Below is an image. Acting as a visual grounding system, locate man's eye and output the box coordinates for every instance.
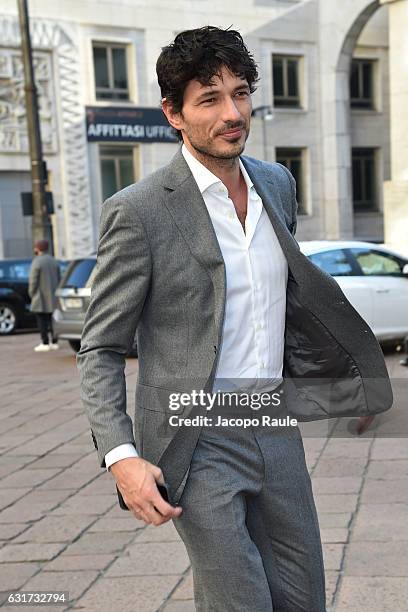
[236,91,249,97]
[201,98,215,104]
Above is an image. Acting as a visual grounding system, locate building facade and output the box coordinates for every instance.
[0,0,405,259]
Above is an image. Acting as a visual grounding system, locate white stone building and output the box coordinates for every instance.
[0,0,406,259]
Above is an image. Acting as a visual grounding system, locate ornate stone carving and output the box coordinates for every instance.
[0,16,93,257]
[0,48,57,153]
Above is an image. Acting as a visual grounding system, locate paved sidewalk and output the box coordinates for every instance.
[0,332,407,611]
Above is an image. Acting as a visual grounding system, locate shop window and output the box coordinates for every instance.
[100,146,135,200]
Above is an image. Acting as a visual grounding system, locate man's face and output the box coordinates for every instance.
[164,65,252,160]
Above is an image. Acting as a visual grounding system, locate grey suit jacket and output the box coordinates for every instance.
[28,254,60,313]
[77,148,393,503]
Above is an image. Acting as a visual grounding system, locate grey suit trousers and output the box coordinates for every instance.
[172,398,326,611]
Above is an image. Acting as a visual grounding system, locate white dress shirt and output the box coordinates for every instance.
[105,144,288,470]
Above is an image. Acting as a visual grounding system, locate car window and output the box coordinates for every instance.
[58,260,70,277]
[0,261,31,280]
[0,260,69,282]
[62,259,96,288]
[11,262,32,279]
[308,249,353,276]
[351,248,403,275]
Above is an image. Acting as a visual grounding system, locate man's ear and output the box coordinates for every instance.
[162,98,184,133]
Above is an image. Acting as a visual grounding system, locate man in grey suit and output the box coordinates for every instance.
[28,239,60,352]
[77,26,392,611]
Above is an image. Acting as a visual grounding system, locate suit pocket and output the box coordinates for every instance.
[138,404,180,465]
[135,382,187,414]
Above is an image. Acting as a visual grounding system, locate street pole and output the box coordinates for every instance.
[261,113,268,162]
[17,0,53,254]
[252,106,274,163]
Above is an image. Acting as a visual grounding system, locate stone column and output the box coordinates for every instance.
[317,0,380,239]
[381,0,408,255]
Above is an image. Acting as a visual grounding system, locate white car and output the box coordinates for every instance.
[299,241,408,342]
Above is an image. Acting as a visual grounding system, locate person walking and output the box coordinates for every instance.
[28,239,60,352]
[77,27,392,611]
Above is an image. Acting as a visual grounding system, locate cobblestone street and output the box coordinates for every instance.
[1,332,407,611]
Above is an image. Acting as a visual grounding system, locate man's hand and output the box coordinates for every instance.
[109,457,182,525]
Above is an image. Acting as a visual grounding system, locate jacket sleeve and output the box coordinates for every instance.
[28,260,40,299]
[76,192,152,467]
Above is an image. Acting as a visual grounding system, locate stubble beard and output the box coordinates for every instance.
[186,126,250,169]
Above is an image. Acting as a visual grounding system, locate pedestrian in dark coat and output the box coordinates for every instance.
[28,239,60,352]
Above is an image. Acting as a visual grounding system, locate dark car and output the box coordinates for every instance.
[0,258,70,335]
[53,256,137,357]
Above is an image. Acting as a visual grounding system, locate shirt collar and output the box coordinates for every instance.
[181,143,254,195]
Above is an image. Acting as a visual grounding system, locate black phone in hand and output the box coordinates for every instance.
[116,482,172,511]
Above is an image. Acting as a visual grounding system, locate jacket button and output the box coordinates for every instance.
[214,345,217,354]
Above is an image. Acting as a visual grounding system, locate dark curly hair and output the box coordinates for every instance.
[156,26,259,140]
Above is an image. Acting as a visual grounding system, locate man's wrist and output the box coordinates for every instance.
[105,443,139,472]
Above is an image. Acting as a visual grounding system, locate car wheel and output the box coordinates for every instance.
[0,302,18,335]
[68,340,81,353]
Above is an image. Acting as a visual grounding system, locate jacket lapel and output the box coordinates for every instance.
[160,149,226,338]
[240,156,302,273]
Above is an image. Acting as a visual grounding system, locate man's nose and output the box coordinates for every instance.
[220,97,242,123]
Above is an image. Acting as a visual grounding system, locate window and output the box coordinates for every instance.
[309,250,353,277]
[62,259,97,289]
[100,147,135,201]
[272,55,301,108]
[276,148,306,214]
[350,59,375,109]
[0,261,31,280]
[352,148,378,212]
[350,248,405,276]
[93,43,129,101]
[11,262,32,280]
[58,261,70,277]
